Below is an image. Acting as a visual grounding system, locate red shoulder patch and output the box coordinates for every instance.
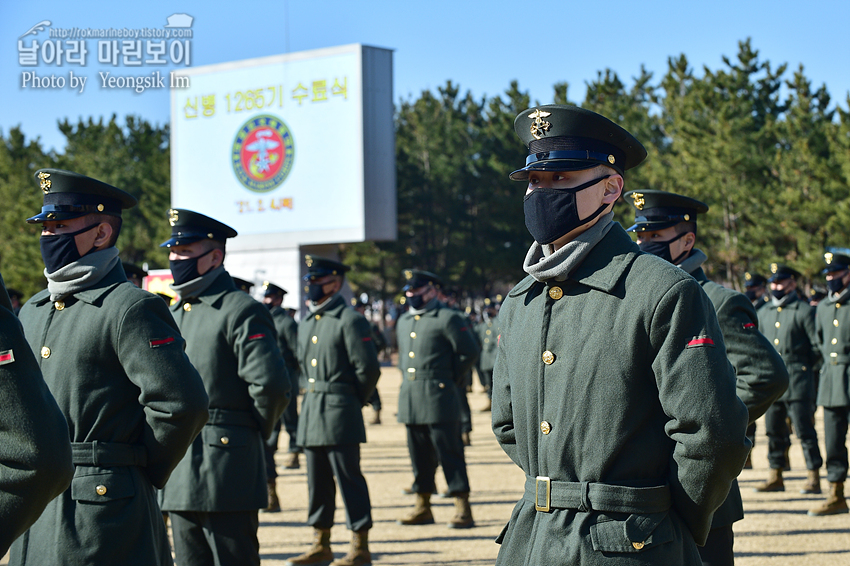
[149,337,175,348]
[743,322,756,329]
[362,337,372,342]
[686,336,715,348]
[0,349,14,365]
[249,333,266,340]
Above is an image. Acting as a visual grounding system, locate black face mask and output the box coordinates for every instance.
[770,287,788,300]
[263,302,275,311]
[169,248,215,285]
[306,283,328,303]
[40,223,101,274]
[407,293,426,310]
[827,276,847,294]
[744,289,759,301]
[523,175,611,245]
[638,231,690,264]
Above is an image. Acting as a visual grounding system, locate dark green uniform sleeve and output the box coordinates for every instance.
[718,292,789,423]
[117,295,210,488]
[0,278,73,554]
[232,302,291,438]
[447,312,480,385]
[344,314,381,405]
[651,280,751,545]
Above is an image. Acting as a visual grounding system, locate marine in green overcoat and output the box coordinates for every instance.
[475,299,500,405]
[262,280,302,509]
[0,273,73,555]
[808,249,850,516]
[9,170,210,566]
[157,209,290,566]
[753,263,823,494]
[628,189,788,566]
[288,255,380,566]
[395,270,480,529]
[493,106,750,566]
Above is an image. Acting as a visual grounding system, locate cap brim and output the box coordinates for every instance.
[626,220,682,233]
[822,265,849,275]
[26,210,91,224]
[159,235,211,248]
[509,159,603,181]
[768,273,792,283]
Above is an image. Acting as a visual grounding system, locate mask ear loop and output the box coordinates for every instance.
[667,231,692,264]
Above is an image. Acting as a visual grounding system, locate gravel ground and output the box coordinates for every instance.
[5,362,849,565]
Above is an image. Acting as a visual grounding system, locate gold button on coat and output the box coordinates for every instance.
[41,346,51,358]
[96,485,107,496]
[632,542,645,550]
[54,301,65,310]
[183,303,192,312]
[832,338,838,345]
[438,382,445,389]
[773,338,779,345]
[540,421,552,434]
[409,352,415,358]
[775,322,781,328]
[777,307,782,312]
[312,336,318,344]
[414,315,421,320]
[410,332,416,338]
[220,437,229,445]
[315,314,322,320]
[311,359,317,367]
[485,329,492,335]
[542,350,555,365]
[834,320,840,327]
[548,287,563,300]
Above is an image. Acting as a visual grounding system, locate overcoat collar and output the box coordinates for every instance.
[171,270,235,311]
[311,294,346,318]
[33,262,127,306]
[509,224,640,297]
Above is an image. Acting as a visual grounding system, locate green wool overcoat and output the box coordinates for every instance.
[691,268,789,529]
[297,294,380,446]
[492,225,750,566]
[270,304,301,390]
[476,316,500,373]
[815,291,850,407]
[396,300,480,424]
[756,291,820,402]
[160,270,290,513]
[9,262,210,566]
[0,275,73,555]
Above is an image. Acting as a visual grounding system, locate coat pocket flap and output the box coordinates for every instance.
[590,512,673,553]
[71,471,135,502]
[203,424,251,448]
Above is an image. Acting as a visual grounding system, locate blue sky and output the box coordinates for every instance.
[2,0,848,152]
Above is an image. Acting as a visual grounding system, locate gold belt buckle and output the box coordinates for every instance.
[535,476,551,512]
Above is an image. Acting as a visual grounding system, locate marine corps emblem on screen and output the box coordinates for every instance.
[231,114,295,193]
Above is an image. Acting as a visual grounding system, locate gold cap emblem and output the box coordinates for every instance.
[404,269,413,280]
[263,281,270,288]
[528,109,552,140]
[825,252,834,264]
[607,155,615,164]
[38,171,51,193]
[771,263,778,273]
[168,209,179,226]
[745,272,752,281]
[305,255,313,267]
[631,192,645,210]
